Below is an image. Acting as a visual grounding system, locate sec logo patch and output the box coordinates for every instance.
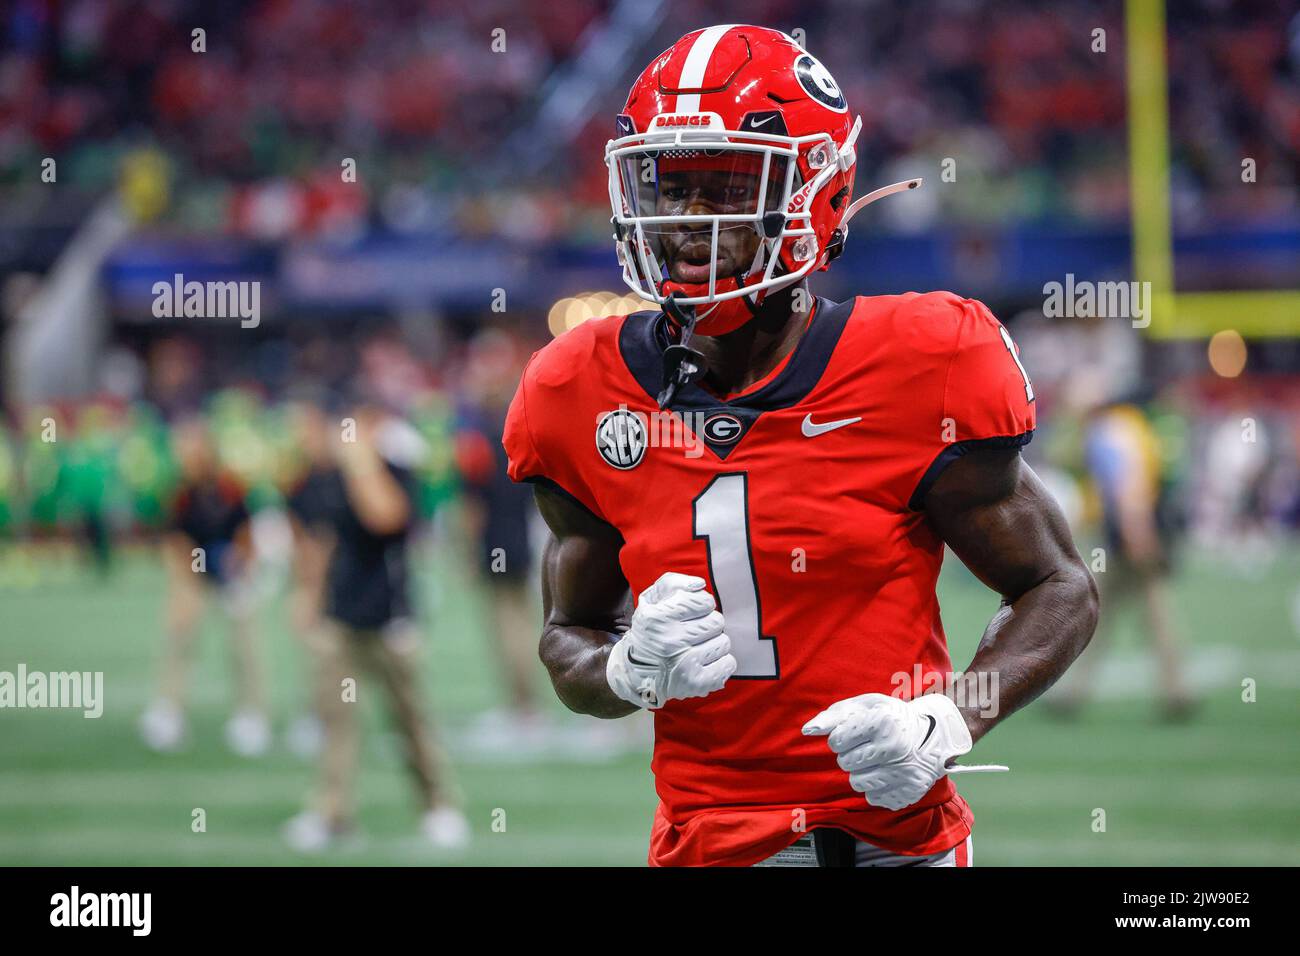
[596,409,647,469]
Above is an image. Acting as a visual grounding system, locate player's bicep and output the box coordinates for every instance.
[923,448,1085,602]
[534,483,631,632]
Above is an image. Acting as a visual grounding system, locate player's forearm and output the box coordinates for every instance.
[533,486,636,717]
[540,624,637,719]
[957,565,1099,744]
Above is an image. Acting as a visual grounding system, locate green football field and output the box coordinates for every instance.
[1,536,1297,866]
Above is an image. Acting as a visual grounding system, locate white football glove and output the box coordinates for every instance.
[803,693,1006,811]
[606,572,737,710]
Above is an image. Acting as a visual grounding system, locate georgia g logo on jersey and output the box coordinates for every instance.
[702,413,743,445]
[596,409,647,469]
[794,53,847,113]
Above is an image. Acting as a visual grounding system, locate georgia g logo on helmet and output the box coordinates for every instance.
[794,53,847,112]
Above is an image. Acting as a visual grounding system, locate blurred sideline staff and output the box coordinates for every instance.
[279,396,339,758]
[139,417,270,755]
[282,403,468,852]
[454,329,549,751]
[1056,399,1193,719]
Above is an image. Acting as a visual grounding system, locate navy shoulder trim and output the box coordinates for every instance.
[522,475,609,526]
[908,431,1035,511]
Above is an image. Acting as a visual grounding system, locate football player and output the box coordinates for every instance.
[504,25,1099,866]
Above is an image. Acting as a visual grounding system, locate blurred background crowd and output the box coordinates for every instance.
[3,0,1298,239]
[0,0,1297,865]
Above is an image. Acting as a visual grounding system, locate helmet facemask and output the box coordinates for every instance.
[615,146,792,293]
[607,124,848,334]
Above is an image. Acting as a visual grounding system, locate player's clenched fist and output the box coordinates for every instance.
[606,572,737,710]
[802,693,973,811]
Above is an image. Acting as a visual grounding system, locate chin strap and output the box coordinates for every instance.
[657,294,709,409]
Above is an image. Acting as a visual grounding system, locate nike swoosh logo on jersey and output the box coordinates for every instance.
[800,414,861,437]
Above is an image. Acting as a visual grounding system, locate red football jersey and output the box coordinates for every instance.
[504,292,1036,866]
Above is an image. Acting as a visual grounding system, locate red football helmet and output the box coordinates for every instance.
[606,24,919,334]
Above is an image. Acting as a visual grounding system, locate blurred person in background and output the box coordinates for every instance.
[60,401,121,576]
[1052,394,1194,720]
[453,329,552,755]
[279,393,340,759]
[1198,408,1278,569]
[139,416,270,755]
[283,403,467,852]
[21,404,70,566]
[0,426,16,553]
[117,403,180,538]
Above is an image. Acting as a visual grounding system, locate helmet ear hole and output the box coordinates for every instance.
[829,186,849,212]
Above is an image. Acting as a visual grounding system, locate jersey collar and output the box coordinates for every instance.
[617,296,854,459]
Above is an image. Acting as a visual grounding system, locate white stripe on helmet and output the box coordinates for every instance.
[673,24,738,113]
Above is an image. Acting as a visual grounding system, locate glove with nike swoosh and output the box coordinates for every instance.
[802,693,976,811]
[606,572,737,710]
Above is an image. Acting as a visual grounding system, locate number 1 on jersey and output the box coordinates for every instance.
[692,473,778,678]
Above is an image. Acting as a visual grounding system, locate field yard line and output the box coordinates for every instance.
[957,781,1300,812]
[0,829,650,861]
[7,647,1297,717]
[2,771,1295,813]
[1045,646,1300,699]
[0,767,654,810]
